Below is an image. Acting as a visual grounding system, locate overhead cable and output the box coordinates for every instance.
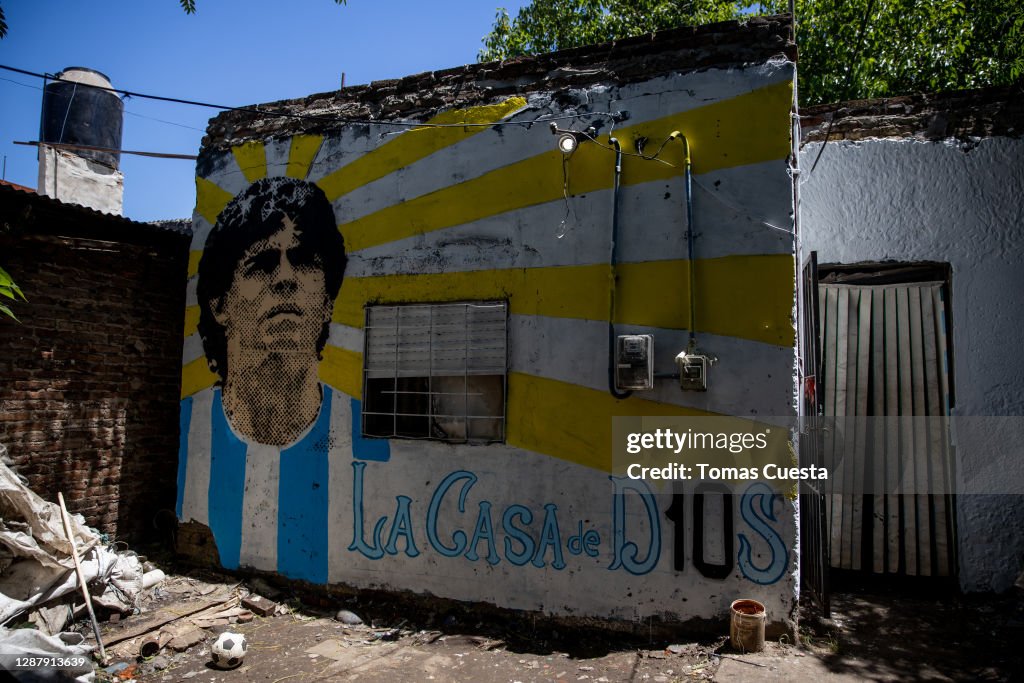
[0,63,621,130]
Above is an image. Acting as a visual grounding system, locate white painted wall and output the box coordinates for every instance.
[799,136,1024,591]
[37,145,124,216]
[183,61,801,631]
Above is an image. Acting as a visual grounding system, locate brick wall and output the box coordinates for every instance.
[801,85,1024,143]
[0,186,189,542]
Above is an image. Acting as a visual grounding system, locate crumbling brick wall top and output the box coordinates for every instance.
[200,14,795,156]
[801,85,1024,143]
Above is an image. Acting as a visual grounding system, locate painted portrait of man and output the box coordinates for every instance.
[178,177,347,582]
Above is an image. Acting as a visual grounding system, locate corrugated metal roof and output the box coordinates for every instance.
[0,182,191,244]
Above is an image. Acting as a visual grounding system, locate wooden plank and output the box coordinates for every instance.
[897,286,917,575]
[850,288,872,571]
[933,285,955,576]
[871,287,886,573]
[820,285,843,569]
[921,284,948,576]
[822,285,838,417]
[884,286,900,574]
[836,286,853,569]
[908,286,931,576]
[842,287,861,570]
[102,596,232,647]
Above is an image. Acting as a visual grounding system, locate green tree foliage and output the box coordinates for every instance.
[782,0,1024,105]
[480,1,754,61]
[480,1,1024,105]
[0,266,25,321]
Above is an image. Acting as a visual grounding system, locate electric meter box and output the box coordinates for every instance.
[677,352,709,391]
[615,334,654,391]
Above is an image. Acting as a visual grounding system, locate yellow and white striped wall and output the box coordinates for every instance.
[179,61,799,626]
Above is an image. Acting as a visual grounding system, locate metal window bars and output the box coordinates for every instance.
[362,301,508,443]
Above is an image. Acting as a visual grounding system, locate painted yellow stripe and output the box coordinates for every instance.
[182,255,793,346]
[324,254,795,347]
[332,264,609,331]
[181,356,218,399]
[183,306,201,339]
[232,141,267,184]
[616,254,795,346]
[286,135,324,179]
[182,344,365,399]
[195,177,234,225]
[340,80,792,252]
[319,346,363,399]
[316,97,527,202]
[187,250,202,279]
[506,372,711,471]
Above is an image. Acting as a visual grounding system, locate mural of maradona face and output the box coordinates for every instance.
[196,177,347,446]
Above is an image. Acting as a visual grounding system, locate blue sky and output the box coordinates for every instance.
[0,0,530,221]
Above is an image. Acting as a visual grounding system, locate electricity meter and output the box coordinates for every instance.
[615,334,654,391]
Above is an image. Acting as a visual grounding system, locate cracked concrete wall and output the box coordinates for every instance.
[800,97,1024,591]
[176,17,800,633]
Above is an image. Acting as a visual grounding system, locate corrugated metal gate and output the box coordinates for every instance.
[818,268,956,578]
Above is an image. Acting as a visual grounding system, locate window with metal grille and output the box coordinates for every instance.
[362,301,507,443]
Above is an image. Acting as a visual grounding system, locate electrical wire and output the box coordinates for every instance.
[802,111,835,182]
[0,63,623,130]
[124,110,206,132]
[799,0,877,186]
[691,176,794,235]
[556,153,573,238]
[0,75,40,90]
[575,127,676,167]
[57,82,78,145]
[1,73,206,133]
[573,128,792,236]
[606,137,632,400]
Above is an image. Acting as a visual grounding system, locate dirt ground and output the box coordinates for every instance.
[73,567,1024,683]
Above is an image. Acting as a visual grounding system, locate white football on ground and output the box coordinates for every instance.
[210,631,248,669]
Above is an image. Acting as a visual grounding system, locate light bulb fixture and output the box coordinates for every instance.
[558,133,578,154]
[549,123,597,155]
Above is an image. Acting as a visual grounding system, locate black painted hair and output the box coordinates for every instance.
[196,177,347,382]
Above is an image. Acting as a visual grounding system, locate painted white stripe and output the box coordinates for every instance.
[327,391,354,583]
[181,389,213,525]
[183,315,794,416]
[183,333,205,366]
[189,215,213,253]
[264,138,292,179]
[342,160,792,280]
[185,276,198,309]
[238,443,279,572]
[508,314,794,416]
[326,323,364,354]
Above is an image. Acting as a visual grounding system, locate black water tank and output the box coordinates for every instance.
[40,67,123,170]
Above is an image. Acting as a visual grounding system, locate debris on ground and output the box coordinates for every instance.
[335,608,363,625]
[3,459,1023,681]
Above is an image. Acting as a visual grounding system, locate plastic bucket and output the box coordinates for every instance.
[729,599,766,652]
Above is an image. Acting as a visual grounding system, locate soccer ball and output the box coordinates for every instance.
[210,631,247,669]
